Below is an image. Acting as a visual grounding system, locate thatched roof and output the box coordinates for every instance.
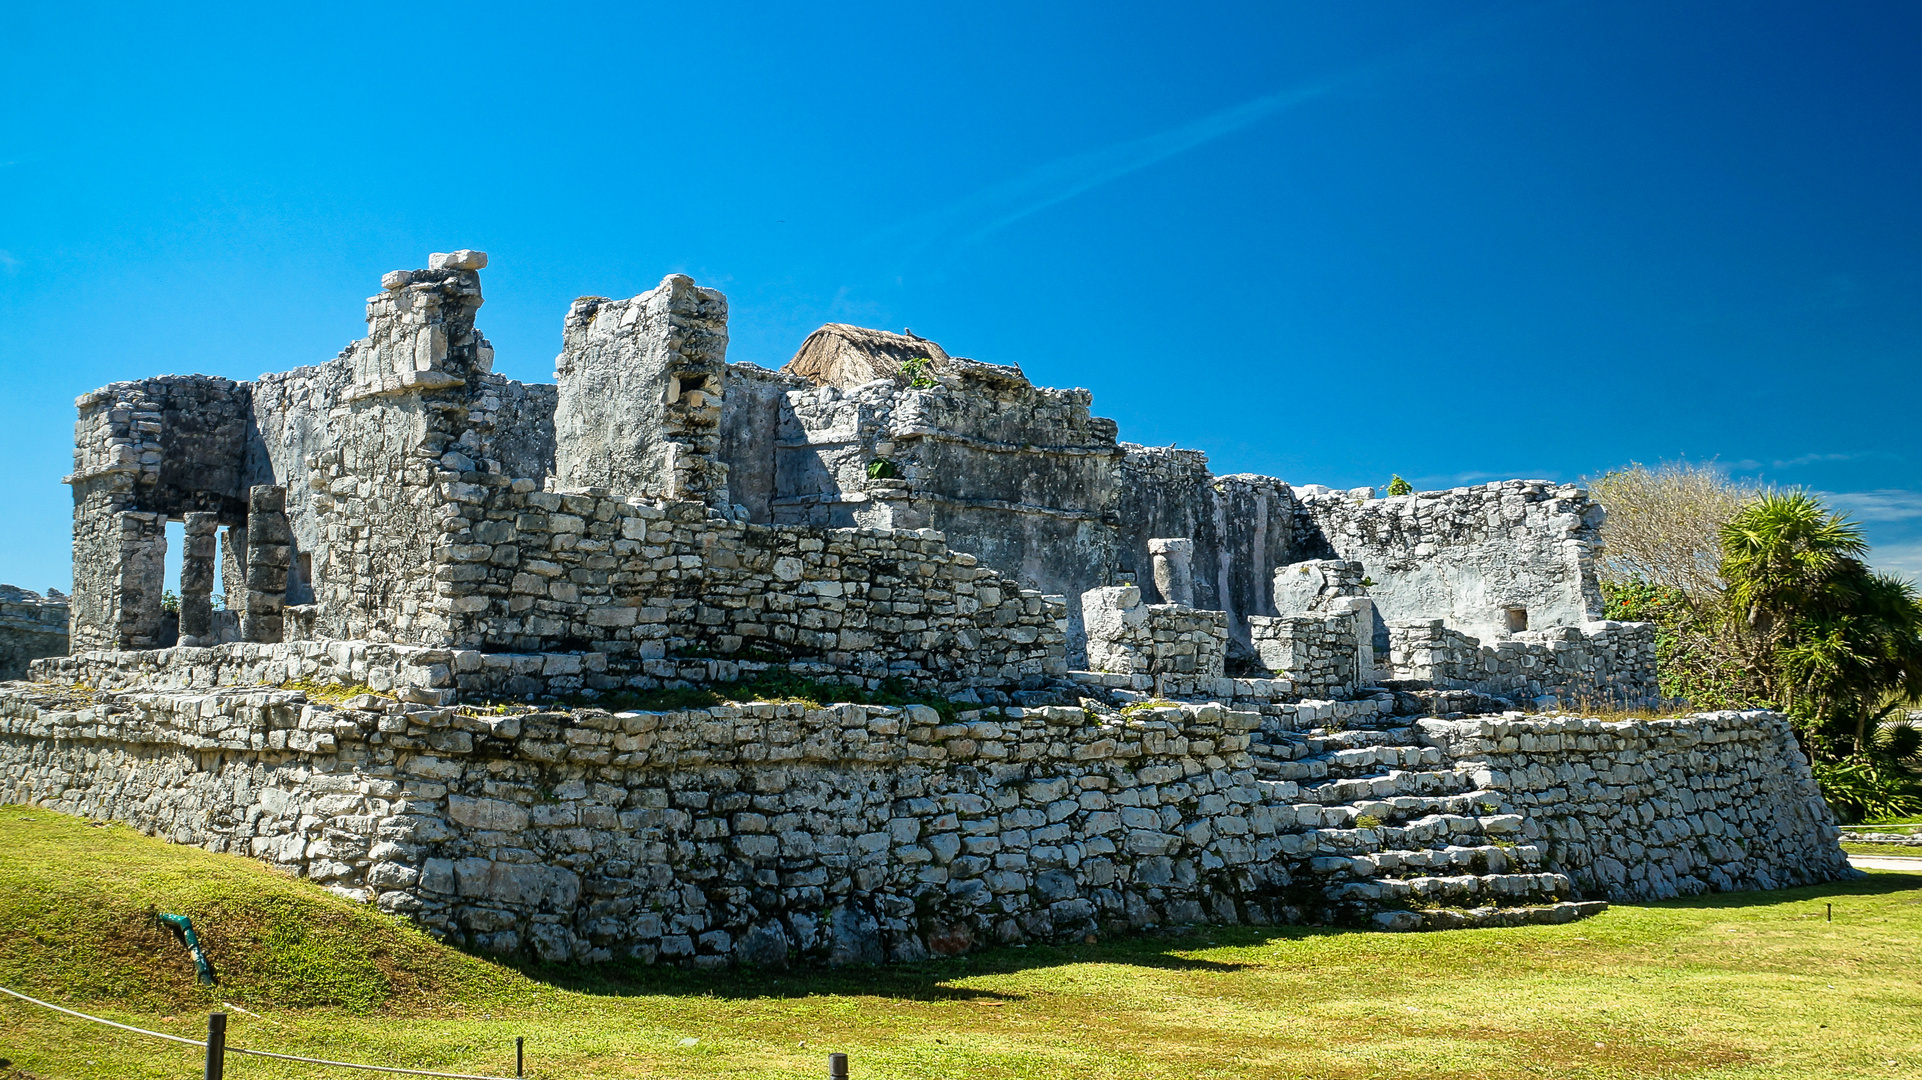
[782,324,952,389]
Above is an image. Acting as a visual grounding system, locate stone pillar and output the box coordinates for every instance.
[1081,584,1150,675]
[177,512,218,647]
[113,511,167,650]
[241,485,290,644]
[553,274,730,503]
[1148,537,1195,607]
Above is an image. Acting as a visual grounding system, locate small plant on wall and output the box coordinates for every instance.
[898,357,938,389]
[1386,475,1414,496]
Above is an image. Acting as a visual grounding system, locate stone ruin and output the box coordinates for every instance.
[0,252,1852,966]
[0,586,68,681]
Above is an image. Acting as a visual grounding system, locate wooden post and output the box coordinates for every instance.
[516,1036,524,1077]
[204,1012,227,1080]
[829,1051,849,1080]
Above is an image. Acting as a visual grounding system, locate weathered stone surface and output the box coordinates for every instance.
[0,587,68,680]
[0,682,1853,967]
[553,274,729,503]
[22,250,1831,971]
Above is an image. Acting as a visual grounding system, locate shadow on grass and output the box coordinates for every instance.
[491,873,1922,1001]
[492,922,1348,1002]
[1635,870,1922,911]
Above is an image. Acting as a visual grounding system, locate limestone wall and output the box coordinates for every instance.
[1388,620,1657,707]
[552,275,729,503]
[1294,481,1606,644]
[423,484,1070,693]
[0,684,1852,965]
[770,361,1123,664]
[1417,712,1851,900]
[0,687,1303,964]
[0,588,69,681]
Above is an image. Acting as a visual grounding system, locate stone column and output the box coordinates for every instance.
[1081,585,1149,675]
[113,511,167,649]
[177,512,218,647]
[241,485,290,644]
[1147,537,1195,607]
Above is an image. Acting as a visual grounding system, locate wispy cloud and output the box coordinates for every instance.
[1772,451,1876,469]
[869,7,1528,269]
[868,80,1344,265]
[1867,541,1922,581]
[0,250,17,273]
[1819,489,1922,523]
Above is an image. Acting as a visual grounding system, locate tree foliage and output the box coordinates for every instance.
[1591,468,1922,822]
[1589,461,1758,604]
[1720,493,1922,759]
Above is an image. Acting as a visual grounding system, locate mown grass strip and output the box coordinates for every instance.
[0,805,1917,1079]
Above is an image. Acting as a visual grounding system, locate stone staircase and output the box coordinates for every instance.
[1250,713,1608,930]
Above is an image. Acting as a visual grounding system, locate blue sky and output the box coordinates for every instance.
[3,1,1920,594]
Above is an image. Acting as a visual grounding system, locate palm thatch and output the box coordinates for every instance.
[782,324,952,388]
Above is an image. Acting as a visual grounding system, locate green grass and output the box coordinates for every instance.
[0,805,1919,1079]
[1839,841,1922,857]
[1843,818,1922,832]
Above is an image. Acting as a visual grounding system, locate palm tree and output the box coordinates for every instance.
[1723,492,1922,755]
[1721,492,1868,638]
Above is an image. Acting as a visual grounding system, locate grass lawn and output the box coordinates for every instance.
[1840,842,1922,857]
[0,804,1917,1080]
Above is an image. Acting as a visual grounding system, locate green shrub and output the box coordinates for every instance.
[1812,756,1922,824]
[1385,475,1413,497]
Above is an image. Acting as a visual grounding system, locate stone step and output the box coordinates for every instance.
[1370,900,1608,932]
[1301,725,1423,751]
[1328,870,1575,907]
[1304,811,1525,852]
[1297,770,1485,804]
[1307,843,1545,879]
[1251,743,1450,779]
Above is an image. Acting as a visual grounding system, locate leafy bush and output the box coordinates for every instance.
[1385,475,1413,497]
[1812,756,1922,824]
[866,458,898,480]
[1600,578,1768,710]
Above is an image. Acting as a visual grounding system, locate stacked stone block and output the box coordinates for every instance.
[419,482,1070,693]
[347,252,491,401]
[1388,620,1657,707]
[1081,585,1230,698]
[0,587,69,681]
[176,513,218,647]
[553,274,730,504]
[0,680,1851,965]
[241,486,291,644]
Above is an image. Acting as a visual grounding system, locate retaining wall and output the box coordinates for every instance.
[0,681,1851,966]
[1416,712,1852,899]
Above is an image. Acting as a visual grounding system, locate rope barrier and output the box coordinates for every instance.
[0,985,517,1079]
[0,986,205,1047]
